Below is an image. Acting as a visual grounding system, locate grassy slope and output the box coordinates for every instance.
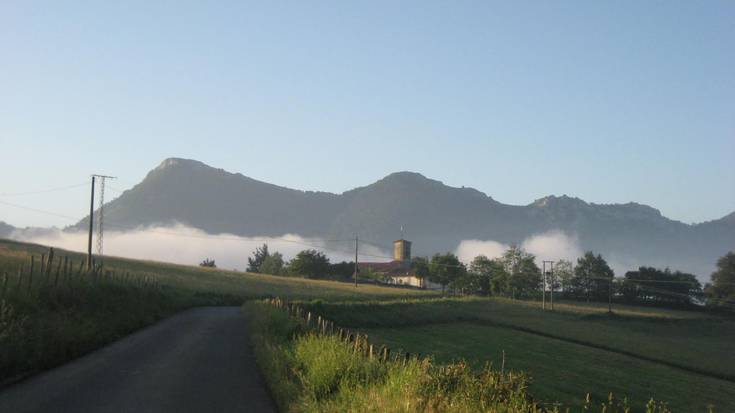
[0,238,434,382]
[0,238,437,302]
[303,297,735,412]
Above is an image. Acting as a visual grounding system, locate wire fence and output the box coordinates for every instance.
[0,247,159,300]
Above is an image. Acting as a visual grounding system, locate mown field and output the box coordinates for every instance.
[302,297,735,412]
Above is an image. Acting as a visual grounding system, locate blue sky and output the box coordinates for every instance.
[1,1,733,227]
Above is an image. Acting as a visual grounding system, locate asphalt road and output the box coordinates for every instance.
[0,307,276,413]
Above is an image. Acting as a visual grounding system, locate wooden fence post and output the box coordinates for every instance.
[381,346,390,362]
[16,266,24,291]
[40,253,46,275]
[54,259,62,287]
[46,248,54,276]
[27,256,35,293]
[1,272,8,297]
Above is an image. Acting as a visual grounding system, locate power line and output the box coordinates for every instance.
[0,199,81,221]
[0,182,88,197]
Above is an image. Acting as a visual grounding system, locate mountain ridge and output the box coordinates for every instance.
[69,157,733,277]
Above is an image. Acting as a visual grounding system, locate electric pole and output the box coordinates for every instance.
[549,261,555,310]
[542,261,546,310]
[354,235,358,287]
[87,174,116,270]
[542,260,555,311]
[608,276,613,313]
[87,176,95,270]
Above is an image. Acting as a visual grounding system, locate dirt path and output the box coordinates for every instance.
[0,307,276,413]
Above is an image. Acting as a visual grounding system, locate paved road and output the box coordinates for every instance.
[0,307,276,413]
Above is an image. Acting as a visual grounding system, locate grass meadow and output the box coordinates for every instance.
[3,238,732,411]
[301,297,735,411]
[246,300,675,413]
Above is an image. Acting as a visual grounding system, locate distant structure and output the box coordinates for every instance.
[393,239,411,262]
[359,237,439,290]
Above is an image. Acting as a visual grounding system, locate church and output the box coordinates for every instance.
[359,239,440,289]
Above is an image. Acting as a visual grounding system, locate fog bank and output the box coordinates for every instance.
[12,224,387,270]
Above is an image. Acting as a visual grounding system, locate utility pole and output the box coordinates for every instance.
[353,235,359,287]
[549,261,554,310]
[542,261,546,310]
[608,276,613,313]
[87,174,116,270]
[86,176,95,270]
[542,260,555,311]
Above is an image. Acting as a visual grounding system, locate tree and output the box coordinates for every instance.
[428,253,466,294]
[499,246,541,299]
[489,263,510,297]
[328,261,355,281]
[709,252,735,306]
[554,259,574,296]
[622,267,701,306]
[288,249,330,278]
[199,258,216,268]
[247,244,270,273]
[572,251,614,302]
[259,252,284,275]
[411,256,430,279]
[467,255,495,295]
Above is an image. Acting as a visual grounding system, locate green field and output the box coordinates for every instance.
[303,298,735,411]
[3,238,733,411]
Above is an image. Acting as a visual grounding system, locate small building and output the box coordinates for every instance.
[359,238,440,290]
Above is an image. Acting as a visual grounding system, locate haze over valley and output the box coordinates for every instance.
[5,157,732,280]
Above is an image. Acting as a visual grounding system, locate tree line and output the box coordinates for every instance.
[243,244,356,281]
[233,244,735,310]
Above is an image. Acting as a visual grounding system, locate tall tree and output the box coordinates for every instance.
[467,255,496,296]
[554,259,573,295]
[710,252,735,306]
[411,256,430,279]
[247,244,270,273]
[499,246,541,298]
[572,251,614,302]
[428,253,466,294]
[288,249,330,278]
[259,252,284,275]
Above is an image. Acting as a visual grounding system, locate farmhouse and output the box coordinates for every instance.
[359,239,440,289]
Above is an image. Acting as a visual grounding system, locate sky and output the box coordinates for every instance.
[1,0,733,228]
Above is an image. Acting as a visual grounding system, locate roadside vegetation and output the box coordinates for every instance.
[246,299,674,413]
[299,297,735,411]
[0,238,433,384]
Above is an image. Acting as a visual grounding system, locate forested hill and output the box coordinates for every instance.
[71,158,734,278]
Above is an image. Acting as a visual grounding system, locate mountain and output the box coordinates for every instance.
[73,158,734,278]
[0,221,14,238]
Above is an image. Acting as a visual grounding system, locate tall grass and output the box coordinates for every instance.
[0,248,238,383]
[245,301,673,413]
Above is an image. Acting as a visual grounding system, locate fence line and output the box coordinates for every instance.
[0,247,161,300]
[264,297,421,365]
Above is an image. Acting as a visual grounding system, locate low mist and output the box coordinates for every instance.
[11,224,387,271]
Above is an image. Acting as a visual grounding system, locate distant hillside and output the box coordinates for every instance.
[0,221,14,238]
[73,158,734,278]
